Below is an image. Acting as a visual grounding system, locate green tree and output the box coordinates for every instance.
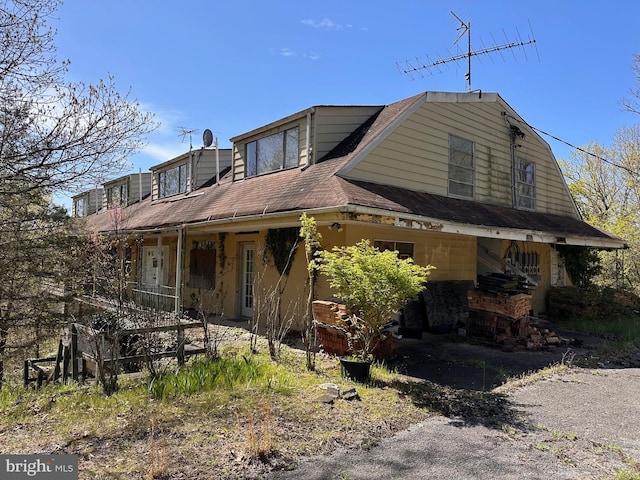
[0,0,155,388]
[0,188,79,385]
[559,132,640,291]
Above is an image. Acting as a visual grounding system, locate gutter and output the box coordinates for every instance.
[109,203,625,250]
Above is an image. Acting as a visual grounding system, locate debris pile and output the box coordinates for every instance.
[491,323,583,351]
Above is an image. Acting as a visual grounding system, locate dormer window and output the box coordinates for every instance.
[245,127,299,178]
[74,197,86,217]
[158,163,187,198]
[107,183,128,207]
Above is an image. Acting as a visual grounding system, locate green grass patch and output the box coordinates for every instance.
[610,469,640,480]
[147,354,295,400]
[562,314,640,344]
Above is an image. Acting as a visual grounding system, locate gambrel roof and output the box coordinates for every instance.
[84,92,625,249]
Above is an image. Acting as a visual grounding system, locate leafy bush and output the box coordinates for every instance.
[318,240,434,360]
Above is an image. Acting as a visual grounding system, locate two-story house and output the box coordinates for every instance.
[81,91,625,324]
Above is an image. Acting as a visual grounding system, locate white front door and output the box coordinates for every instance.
[142,246,169,290]
[240,243,255,318]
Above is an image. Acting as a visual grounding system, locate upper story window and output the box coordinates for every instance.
[107,183,128,207]
[158,163,187,198]
[448,135,475,199]
[74,197,86,217]
[515,158,536,210]
[245,127,299,178]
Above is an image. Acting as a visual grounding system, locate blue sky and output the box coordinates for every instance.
[53,1,640,208]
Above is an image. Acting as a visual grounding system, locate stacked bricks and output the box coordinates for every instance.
[312,299,351,356]
[467,290,531,319]
[467,289,531,341]
[312,299,397,359]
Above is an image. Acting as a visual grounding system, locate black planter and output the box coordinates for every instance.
[339,357,371,382]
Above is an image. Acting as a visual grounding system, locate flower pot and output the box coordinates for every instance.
[339,357,371,382]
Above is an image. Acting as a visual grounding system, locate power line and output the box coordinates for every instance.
[512,118,639,176]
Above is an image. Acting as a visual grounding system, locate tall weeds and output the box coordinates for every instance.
[148,356,267,400]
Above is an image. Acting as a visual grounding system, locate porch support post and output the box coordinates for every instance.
[174,228,184,315]
[156,236,162,289]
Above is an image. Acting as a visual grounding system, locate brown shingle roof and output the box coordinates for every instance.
[83,92,623,247]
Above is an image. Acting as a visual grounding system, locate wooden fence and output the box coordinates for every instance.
[24,321,206,387]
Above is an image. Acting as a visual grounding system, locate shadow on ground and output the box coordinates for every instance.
[390,321,603,391]
[372,321,607,433]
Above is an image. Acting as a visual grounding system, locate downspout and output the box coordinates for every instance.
[189,150,194,192]
[510,128,517,208]
[174,228,184,314]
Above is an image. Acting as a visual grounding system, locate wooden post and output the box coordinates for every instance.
[62,344,70,384]
[23,360,29,387]
[53,339,63,384]
[177,321,185,366]
[37,366,45,389]
[81,358,87,382]
[71,325,78,381]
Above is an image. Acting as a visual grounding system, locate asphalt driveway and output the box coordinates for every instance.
[268,329,640,480]
[269,367,640,480]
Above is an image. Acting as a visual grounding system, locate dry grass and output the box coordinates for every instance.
[0,333,432,479]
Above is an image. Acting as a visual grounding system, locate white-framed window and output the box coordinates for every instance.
[158,163,187,198]
[448,135,475,199]
[515,158,536,210]
[373,240,415,260]
[107,183,128,207]
[245,127,299,178]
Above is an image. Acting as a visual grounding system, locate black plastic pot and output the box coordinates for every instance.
[339,357,371,382]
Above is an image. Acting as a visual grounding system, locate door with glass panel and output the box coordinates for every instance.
[240,243,254,318]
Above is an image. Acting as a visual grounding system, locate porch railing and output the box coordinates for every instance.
[130,284,178,313]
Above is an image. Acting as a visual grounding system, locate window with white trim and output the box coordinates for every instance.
[245,127,299,178]
[158,163,187,198]
[373,240,415,260]
[448,135,475,199]
[515,158,536,210]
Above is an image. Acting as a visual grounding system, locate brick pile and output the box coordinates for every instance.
[468,290,531,319]
[311,299,397,359]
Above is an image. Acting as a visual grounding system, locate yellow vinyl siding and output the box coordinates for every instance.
[313,106,381,161]
[346,98,579,219]
[192,149,232,188]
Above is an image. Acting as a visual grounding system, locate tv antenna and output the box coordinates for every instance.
[178,127,199,150]
[397,11,538,91]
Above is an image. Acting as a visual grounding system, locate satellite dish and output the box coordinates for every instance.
[203,128,213,148]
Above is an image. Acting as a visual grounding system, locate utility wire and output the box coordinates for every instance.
[515,118,639,176]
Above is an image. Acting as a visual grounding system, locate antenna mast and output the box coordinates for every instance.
[398,11,538,91]
[178,127,199,150]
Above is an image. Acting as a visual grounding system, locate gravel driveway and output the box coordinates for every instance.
[268,365,640,479]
